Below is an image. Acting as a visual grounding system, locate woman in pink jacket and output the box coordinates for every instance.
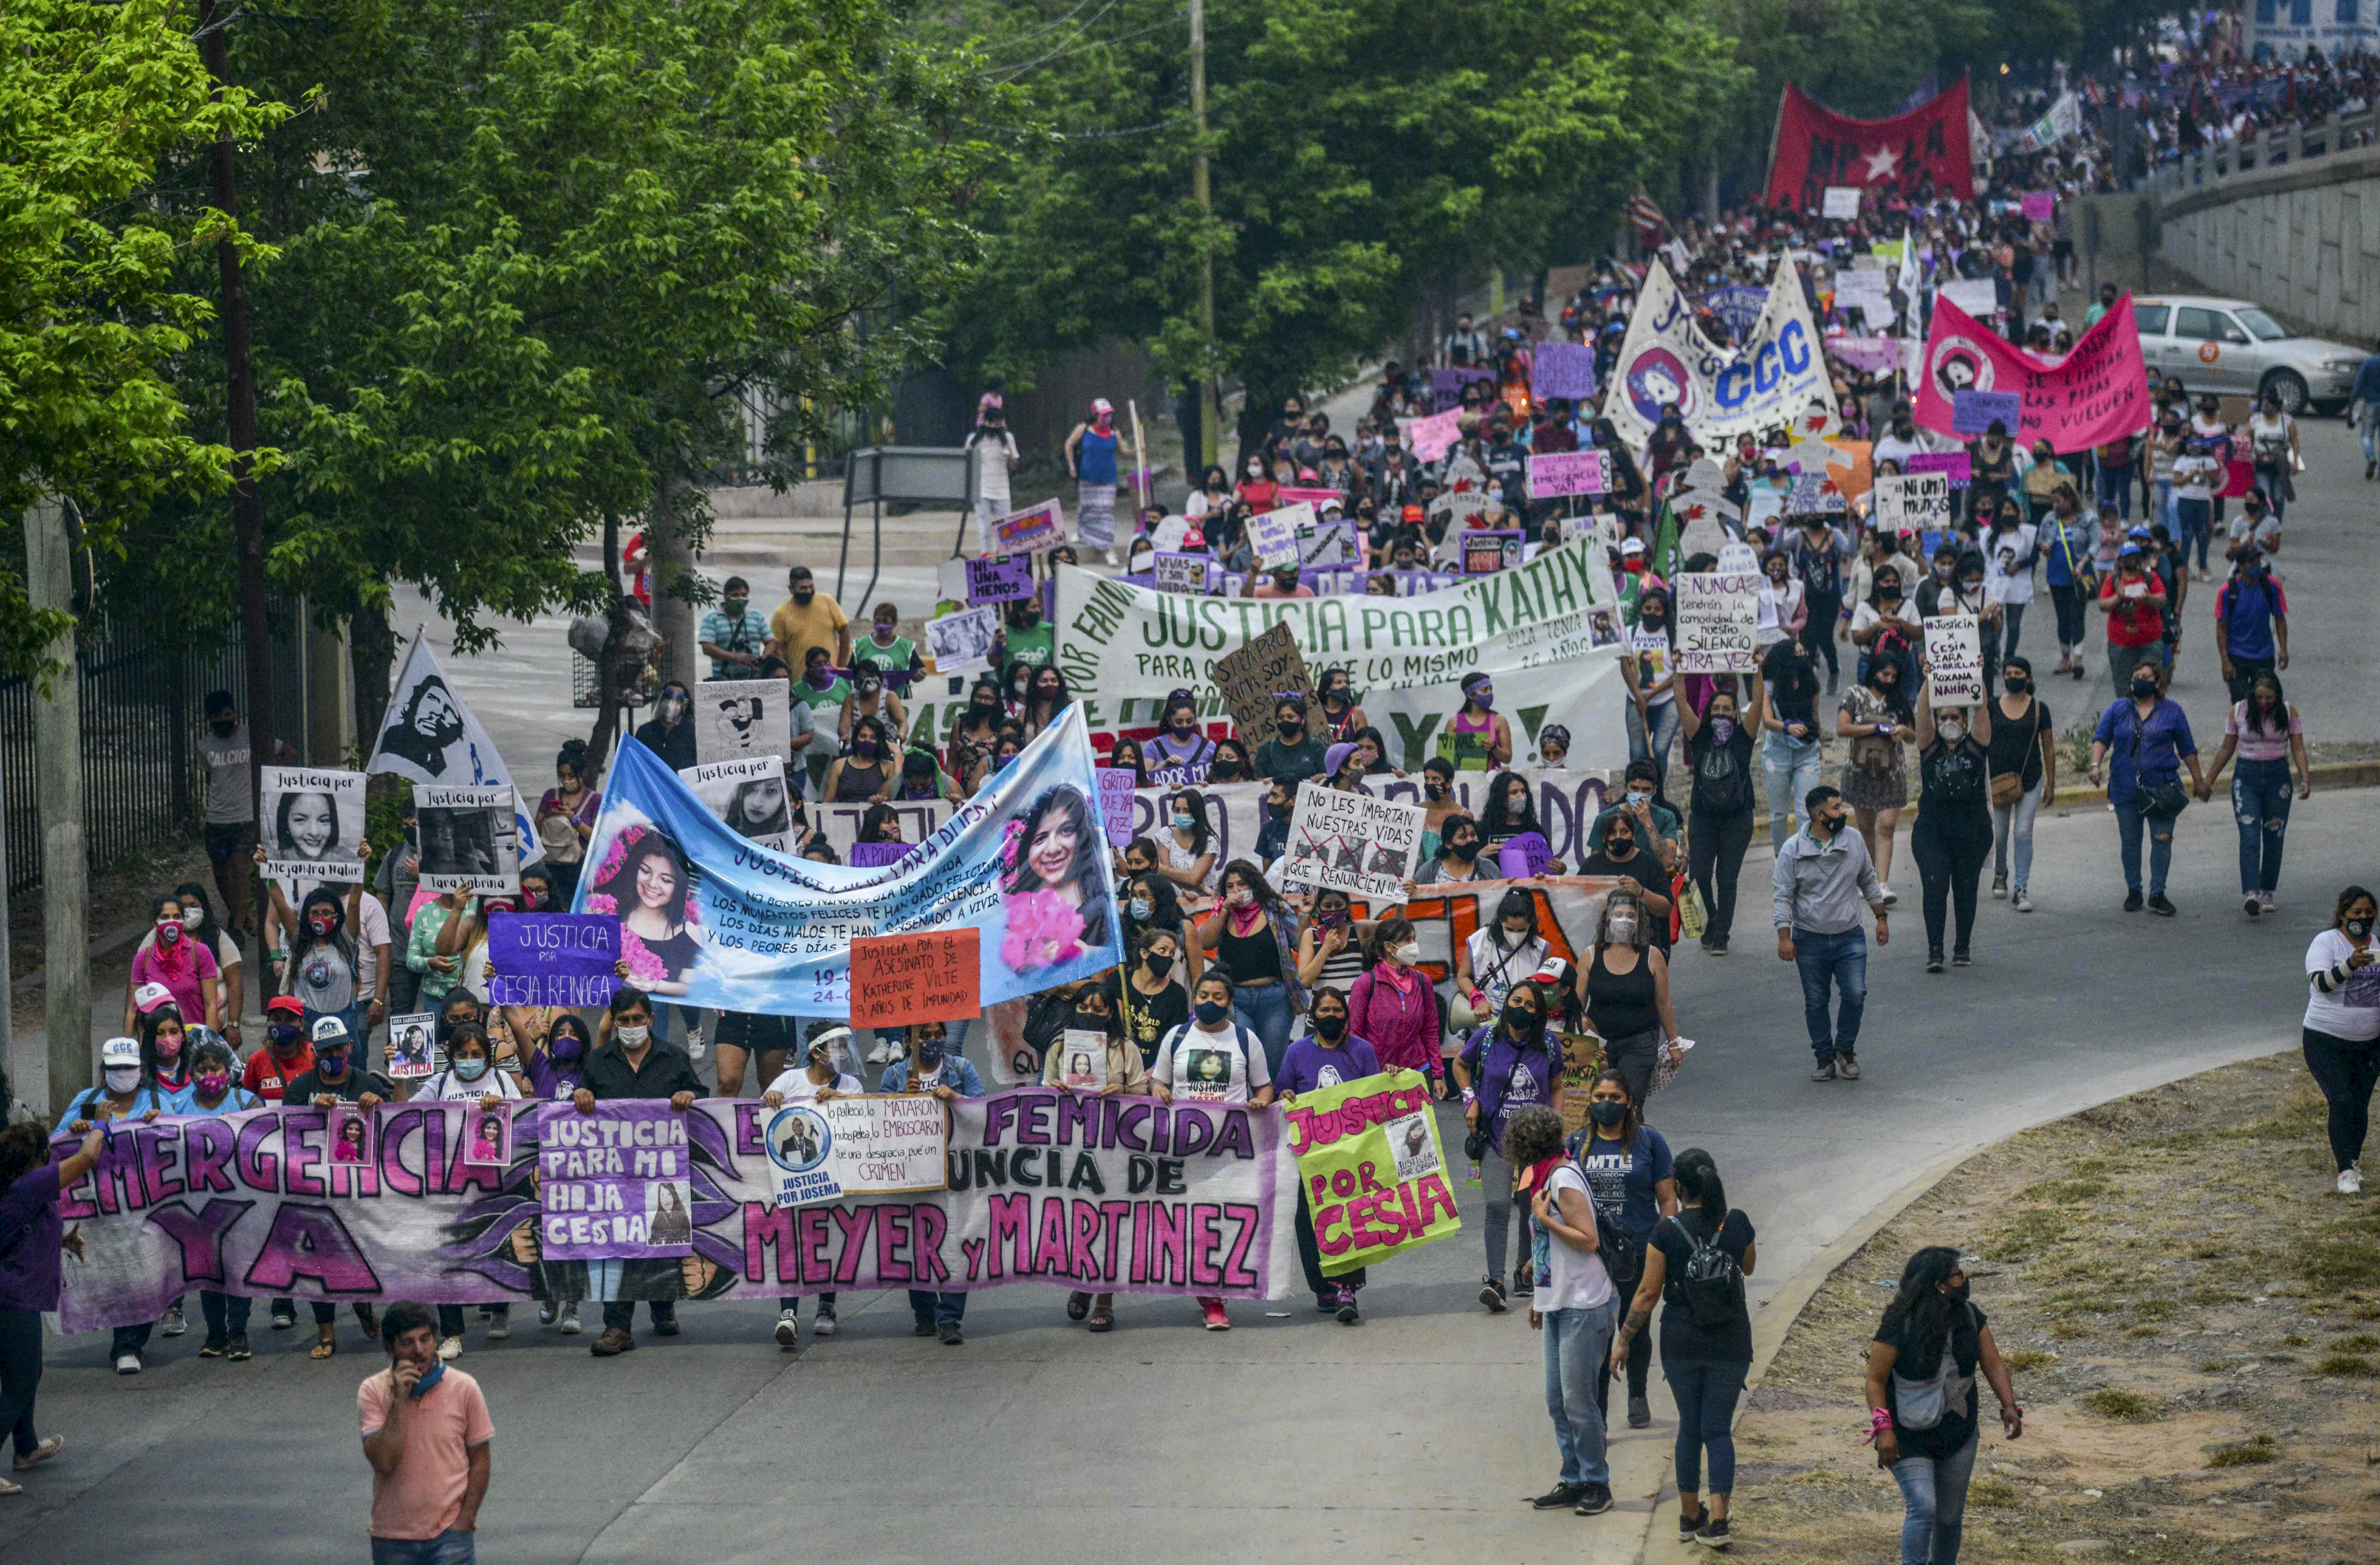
[1346,919,1442,1086]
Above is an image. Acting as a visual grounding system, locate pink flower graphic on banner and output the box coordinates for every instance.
[617,930,671,984]
[999,890,1086,972]
[584,893,618,915]
[999,818,1024,872]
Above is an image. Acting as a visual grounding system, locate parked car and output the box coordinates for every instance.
[2131,295,2365,414]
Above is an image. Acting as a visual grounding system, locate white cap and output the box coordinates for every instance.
[310,1014,353,1044]
[100,1037,141,1068]
[133,980,175,1014]
[1620,538,1647,555]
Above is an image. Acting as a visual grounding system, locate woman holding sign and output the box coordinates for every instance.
[1677,676,1766,956]
[405,1024,520,1358]
[1911,660,1994,973]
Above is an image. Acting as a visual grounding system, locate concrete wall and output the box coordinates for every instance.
[2156,138,2380,343]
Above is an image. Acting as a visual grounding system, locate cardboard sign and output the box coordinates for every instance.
[1822,185,1861,219]
[1674,571,1761,674]
[1904,451,1972,487]
[1213,621,1314,744]
[966,555,1034,605]
[982,498,1068,555]
[1924,615,1985,705]
[1951,389,2023,437]
[848,927,982,1027]
[258,766,367,885]
[766,1093,949,1208]
[1247,501,1313,570]
[693,677,791,765]
[1279,781,1424,901]
[1527,449,1610,499]
[486,913,622,1008]
[925,605,999,678]
[1094,767,1137,846]
[1153,552,1210,594]
[1938,278,1999,319]
[1462,530,1523,575]
[416,784,520,894]
[1870,471,1953,532]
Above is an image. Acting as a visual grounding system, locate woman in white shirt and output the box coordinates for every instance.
[1151,972,1274,1332]
[2246,392,2299,523]
[2303,887,2380,1196]
[1754,550,1806,652]
[405,1023,521,1356]
[761,1024,864,1349]
[1981,499,2038,661]
[1512,1102,1618,1515]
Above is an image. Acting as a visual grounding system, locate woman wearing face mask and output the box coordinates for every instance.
[1848,565,1921,690]
[1143,692,1216,785]
[1910,662,1995,972]
[534,740,601,903]
[952,677,1007,766]
[1478,769,1564,873]
[405,1023,520,1358]
[2017,438,2069,524]
[1195,861,1306,1076]
[2303,888,2380,1194]
[284,1021,391,1358]
[282,887,361,1042]
[2088,659,2203,915]
[1236,451,1280,515]
[1986,657,2055,912]
[1158,789,1219,913]
[1622,589,1680,786]
[1452,978,1562,1311]
[1584,890,1679,1105]
[1441,672,1512,772]
[1837,654,1915,904]
[877,1020,983,1344]
[823,715,894,805]
[1454,887,1552,1041]
[1022,665,1073,740]
[835,657,908,753]
[65,1034,176,1362]
[1760,637,1827,850]
[2040,481,2096,681]
[170,1035,263,1359]
[1274,986,1379,1323]
[1316,667,1368,744]
[1413,811,1485,892]
[1678,676,1766,954]
[1965,420,2017,522]
[1150,973,1275,1329]
[1044,989,1148,1331]
[1865,1247,2023,1565]
[1568,1069,1677,1435]
[1203,736,1251,786]
[1415,758,1462,849]
[2198,669,2311,916]
[1186,463,1231,521]
[1118,927,1193,1066]
[1347,918,1441,1086]
[127,892,224,1035]
[1253,696,1327,785]
[1293,887,1373,1000]
[1754,549,1806,653]
[631,680,698,770]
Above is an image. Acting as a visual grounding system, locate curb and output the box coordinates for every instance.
[1749,754,2380,834]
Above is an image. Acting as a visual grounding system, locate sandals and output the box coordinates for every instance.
[310,1338,336,1360]
[1064,1291,1092,1322]
[1087,1306,1115,1333]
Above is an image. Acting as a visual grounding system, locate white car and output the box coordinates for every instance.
[2132,295,2367,414]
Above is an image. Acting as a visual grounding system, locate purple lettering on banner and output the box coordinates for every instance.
[1095,767,1137,846]
[1496,831,1553,879]
[486,912,621,1008]
[1529,342,1598,402]
[1951,389,2023,437]
[1825,336,1903,374]
[534,1100,696,1261]
[847,842,915,869]
[965,555,1034,605]
[1525,450,1609,499]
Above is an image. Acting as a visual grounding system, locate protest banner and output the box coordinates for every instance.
[1915,294,2150,449]
[2021,189,2055,223]
[1821,185,1861,219]
[766,1093,948,1207]
[693,677,791,765]
[1826,335,1904,374]
[50,1089,1301,1329]
[1833,267,1893,326]
[1952,388,2023,436]
[1153,552,1210,594]
[417,784,519,894]
[1296,521,1360,569]
[1280,782,1424,901]
[578,705,1120,1015]
[1407,408,1464,463]
[1282,1069,1462,1276]
[259,766,367,884]
[1674,571,1761,674]
[1602,257,1837,453]
[981,498,1067,555]
[1429,366,1496,411]
[535,1101,695,1261]
[936,556,970,605]
[1905,451,1973,487]
[1530,341,1598,401]
[1766,76,1973,208]
[1055,537,1631,770]
[677,754,795,853]
[1704,284,1767,342]
[1124,769,1612,872]
[966,555,1035,605]
[1246,502,1312,570]
[1924,615,1985,704]
[1094,767,1137,845]
[1870,471,1953,532]
[1526,449,1610,499]
[386,1013,436,1080]
[368,633,539,866]
[849,926,981,1028]
[1211,621,1315,746]
[1462,530,1523,575]
[925,605,999,679]
[486,912,622,1008]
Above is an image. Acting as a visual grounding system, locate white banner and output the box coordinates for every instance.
[1127,769,1615,876]
[1602,257,1837,454]
[259,766,367,884]
[1281,782,1426,901]
[1924,615,1984,705]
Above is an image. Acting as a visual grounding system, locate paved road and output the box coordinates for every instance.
[4,415,2374,1564]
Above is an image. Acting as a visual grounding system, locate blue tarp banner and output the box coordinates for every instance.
[575,704,1122,1016]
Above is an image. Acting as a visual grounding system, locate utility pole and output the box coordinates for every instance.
[1190,0,1219,469]
[25,497,87,1118]
[196,1,276,822]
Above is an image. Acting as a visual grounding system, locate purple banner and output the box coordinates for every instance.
[848,841,914,869]
[966,555,1035,605]
[1825,336,1904,374]
[1529,342,1598,402]
[1905,451,1973,487]
[486,912,621,1008]
[1430,366,1496,412]
[1096,767,1137,846]
[535,1100,695,1260]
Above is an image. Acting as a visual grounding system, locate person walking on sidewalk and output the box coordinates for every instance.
[2198,670,2311,917]
[1774,785,1890,1082]
[1987,656,2055,913]
[2302,887,2380,1195]
[1570,1069,1676,1434]
[2089,667,2204,917]
[359,1301,494,1565]
[1512,1105,1620,1521]
[1865,1247,2023,1565]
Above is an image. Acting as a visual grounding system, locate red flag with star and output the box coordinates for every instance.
[1765,75,1973,212]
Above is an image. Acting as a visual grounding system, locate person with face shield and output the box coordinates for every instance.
[759,1025,867,1351]
[1583,890,1679,1107]
[286,1015,392,1357]
[632,681,698,771]
[1910,663,1995,972]
[880,1020,983,1343]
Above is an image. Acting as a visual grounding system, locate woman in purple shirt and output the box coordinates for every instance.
[1275,988,1381,1324]
[0,1121,106,1489]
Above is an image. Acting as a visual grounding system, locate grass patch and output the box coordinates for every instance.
[2313,1352,2377,1377]
[2049,1318,2096,1340]
[2003,1350,2056,1371]
[1982,1209,2077,1263]
[2298,1241,2380,1291]
[2198,1358,2236,1373]
[2208,1435,2278,1466]
[2026,1173,2114,1203]
[2279,1334,2310,1347]
[2349,1302,2380,1321]
[2122,1324,2162,1338]
[1966,1477,2023,1508]
[2188,1285,2248,1305]
[2079,1387,2161,1421]
[2332,1332,2380,1352]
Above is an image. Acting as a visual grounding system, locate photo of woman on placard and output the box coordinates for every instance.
[468,1111,508,1166]
[727,773,791,843]
[274,788,343,864]
[998,785,1113,974]
[331,1108,369,1163]
[584,824,702,993]
[647,1181,694,1247]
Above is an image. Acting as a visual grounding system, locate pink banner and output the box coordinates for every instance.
[1408,408,1464,463]
[1824,335,1904,374]
[2021,190,2055,224]
[1913,295,2151,451]
[1526,449,1610,498]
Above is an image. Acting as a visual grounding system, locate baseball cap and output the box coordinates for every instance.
[1531,957,1573,989]
[265,995,305,1019]
[1401,504,1426,523]
[1620,538,1647,556]
[133,981,176,1014]
[100,1037,141,1069]
[2117,541,2145,558]
[1090,397,1113,415]
[310,1014,353,1045]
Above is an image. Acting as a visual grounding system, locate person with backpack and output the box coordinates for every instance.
[1453,978,1562,1313]
[1864,1246,2024,1565]
[1511,1104,1620,1519]
[1150,972,1275,1331]
[1569,1069,1676,1433]
[1676,672,1765,955]
[2089,663,2204,916]
[1612,1147,1755,1552]
[1910,660,1995,973]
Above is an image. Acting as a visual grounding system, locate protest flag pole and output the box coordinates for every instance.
[1190,0,1219,470]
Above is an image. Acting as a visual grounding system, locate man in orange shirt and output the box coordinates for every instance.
[360,1302,493,1563]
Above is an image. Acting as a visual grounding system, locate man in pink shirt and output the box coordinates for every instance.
[360,1302,493,1563]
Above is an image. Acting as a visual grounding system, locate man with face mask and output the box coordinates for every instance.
[882,1021,984,1342]
[760,1024,866,1351]
[699,575,768,680]
[765,565,851,673]
[1772,785,1890,1082]
[576,988,705,1357]
[1255,779,1298,862]
[198,689,295,937]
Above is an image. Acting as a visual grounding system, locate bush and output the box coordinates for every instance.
[2079,1387,2160,1421]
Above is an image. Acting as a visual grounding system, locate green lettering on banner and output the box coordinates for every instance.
[1281,1069,1462,1276]
[1544,554,1580,617]
[1474,581,1509,638]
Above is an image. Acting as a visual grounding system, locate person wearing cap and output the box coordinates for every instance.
[284,1014,392,1358]
[180,1034,263,1360]
[2215,542,2289,704]
[1065,397,1138,564]
[61,1038,179,1373]
[2096,539,2168,698]
[2169,433,2221,582]
[760,1024,865,1351]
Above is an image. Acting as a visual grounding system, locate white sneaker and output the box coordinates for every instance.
[2013,892,2034,913]
[774,1310,801,1348]
[1879,883,1898,907]
[160,1304,186,1337]
[2259,891,2278,914]
[486,1315,510,1340]
[114,1354,140,1376]
[2340,1165,2364,1196]
[813,1306,838,1338]
[437,1335,462,1361]
[558,1305,581,1335]
[684,1026,706,1061]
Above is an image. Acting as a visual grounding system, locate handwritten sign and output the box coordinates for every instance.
[1280,781,1424,901]
[1247,501,1313,570]
[1094,767,1137,846]
[1408,408,1464,463]
[1870,471,1953,532]
[486,913,621,1008]
[1530,342,1598,401]
[536,1101,692,1260]
[1527,449,1610,499]
[848,927,982,1028]
[925,605,999,678]
[2021,190,2055,224]
[1429,366,1496,411]
[1674,571,1760,674]
[1787,471,1845,515]
[848,842,914,869]
[1905,451,1973,487]
[965,555,1034,604]
[1213,622,1314,745]
[1296,521,1360,568]
[766,1093,950,1208]
[1153,552,1210,594]
[1833,268,1893,327]
[1952,389,2023,437]
[982,498,1068,555]
[1938,278,1999,320]
[1924,615,1984,705]
[1822,185,1861,219]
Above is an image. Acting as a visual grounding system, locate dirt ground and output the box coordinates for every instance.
[1722,1051,2380,1564]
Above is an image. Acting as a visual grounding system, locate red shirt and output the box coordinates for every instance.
[1236,479,1280,514]
[243,1042,315,1102]
[2099,573,2166,647]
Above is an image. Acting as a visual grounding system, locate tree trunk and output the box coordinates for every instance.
[647,477,697,690]
[584,512,626,781]
[25,497,87,1119]
[349,600,396,757]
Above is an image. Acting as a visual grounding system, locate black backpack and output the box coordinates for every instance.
[1666,1211,1745,1330]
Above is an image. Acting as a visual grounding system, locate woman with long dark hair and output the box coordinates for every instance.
[1571,1068,1676,1434]
[1760,636,1826,849]
[1864,1246,2023,1565]
[1478,770,1563,872]
[2198,668,2311,915]
[1204,735,1253,786]
[1837,651,1915,904]
[1157,788,1218,913]
[0,1120,105,1476]
[1000,786,1114,973]
[2302,885,2380,1195]
[1023,665,1073,739]
[1452,977,1562,1312]
[1194,859,1304,1074]
[823,715,894,804]
[587,828,701,993]
[1144,691,1216,784]
[1911,659,1995,973]
[283,886,362,1040]
[953,677,1007,766]
[1105,737,1151,789]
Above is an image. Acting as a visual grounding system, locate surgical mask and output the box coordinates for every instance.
[1626,788,1653,810]
[1193,999,1231,1026]
[454,1056,489,1082]
[1227,886,1254,908]
[195,1071,231,1099]
[181,907,205,931]
[1144,952,1174,979]
[156,918,183,945]
[616,1024,650,1048]
[155,1032,183,1061]
[1937,716,1966,743]
[1171,811,1195,832]
[106,1066,142,1093]
[1392,941,1421,966]
[1313,1013,1348,1042]
[1128,897,1154,921]
[1588,1099,1627,1128]
[1608,910,1639,940]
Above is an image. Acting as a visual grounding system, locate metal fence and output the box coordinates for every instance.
[0,607,306,899]
[2148,106,2380,194]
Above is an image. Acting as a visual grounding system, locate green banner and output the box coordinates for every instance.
[1281,1069,1462,1276]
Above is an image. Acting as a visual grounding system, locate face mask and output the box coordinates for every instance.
[309,914,336,937]
[1588,1099,1627,1128]
[1424,778,1449,799]
[914,1036,946,1066]
[155,1032,183,1061]
[1266,800,1291,822]
[1608,907,1640,940]
[1469,687,1495,711]
[1171,812,1195,832]
[858,679,881,695]
[2004,677,2030,694]
[1709,716,1736,744]
[181,907,205,931]
[156,919,183,945]
[455,1056,489,1082]
[1606,835,1635,856]
[1820,810,1846,835]
[1128,897,1153,921]
[550,1035,586,1065]
[1227,886,1253,908]
[1313,1013,1348,1042]
[2350,918,2374,939]
[1171,717,1197,735]
[724,599,748,617]
[1069,1010,1108,1035]
[1193,999,1231,1026]
[1144,951,1174,979]
[1209,758,1240,781]
[616,1024,650,1048]
[1323,686,1348,706]
[873,623,897,642]
[852,740,879,759]
[1504,1006,1540,1036]
[210,718,236,737]
[195,1071,231,1099]
[317,1049,351,1076]
[1278,719,1303,738]
[1937,717,1966,743]
[794,588,816,605]
[1392,941,1421,966]
[2131,679,2159,700]
[106,1066,142,1093]
[1447,839,1479,862]
[268,1024,303,1054]
[807,668,836,689]
[1018,610,1041,628]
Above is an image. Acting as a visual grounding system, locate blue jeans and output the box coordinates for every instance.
[908,1290,967,1327]
[1666,1357,1750,1495]
[2095,465,2131,518]
[371,1531,476,1565]
[1891,1431,1980,1565]
[1232,982,1297,1080]
[1990,778,2041,892]
[2155,475,2175,534]
[1626,698,1683,789]
[1792,926,1867,1060]
[2175,496,2212,572]
[2231,756,2293,894]
[1541,1299,1619,1486]
[2113,799,2174,897]
[1762,733,1825,850]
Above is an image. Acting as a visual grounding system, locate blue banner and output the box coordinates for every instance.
[574,704,1122,1015]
